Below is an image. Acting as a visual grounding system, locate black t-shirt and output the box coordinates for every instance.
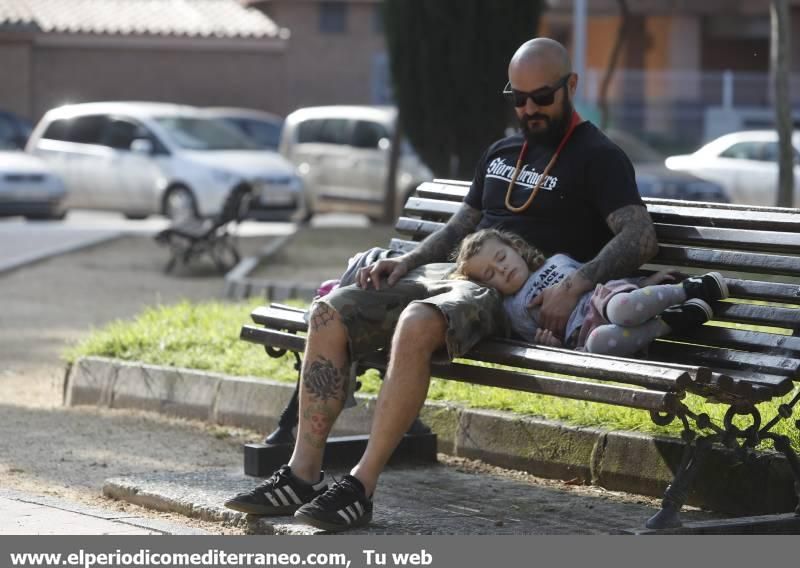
[464,122,643,262]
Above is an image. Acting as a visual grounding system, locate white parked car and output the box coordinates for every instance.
[0,150,66,219]
[26,102,303,221]
[279,105,433,221]
[665,130,800,207]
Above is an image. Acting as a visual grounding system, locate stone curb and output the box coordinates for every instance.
[66,356,798,516]
[100,478,275,535]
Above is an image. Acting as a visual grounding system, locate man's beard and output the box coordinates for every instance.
[519,95,573,147]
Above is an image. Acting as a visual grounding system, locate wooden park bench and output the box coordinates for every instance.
[155,183,252,274]
[240,178,800,533]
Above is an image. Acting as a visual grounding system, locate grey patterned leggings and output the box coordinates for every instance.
[584,283,687,356]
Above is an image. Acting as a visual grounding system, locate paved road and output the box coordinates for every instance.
[0,210,299,274]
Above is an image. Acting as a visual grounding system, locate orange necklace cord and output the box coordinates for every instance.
[504,111,582,213]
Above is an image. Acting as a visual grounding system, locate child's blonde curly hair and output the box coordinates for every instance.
[452,228,547,280]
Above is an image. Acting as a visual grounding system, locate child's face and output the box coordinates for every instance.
[462,238,531,295]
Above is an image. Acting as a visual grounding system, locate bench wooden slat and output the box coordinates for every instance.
[654,224,800,255]
[395,216,800,259]
[415,181,469,202]
[712,369,796,398]
[250,305,694,392]
[394,217,445,241]
[648,341,800,378]
[404,197,462,221]
[251,304,307,331]
[653,245,800,277]
[712,302,800,331]
[726,279,800,304]
[643,197,800,215]
[240,325,679,413]
[647,203,800,232]
[668,325,800,357]
[466,340,691,391]
[390,238,421,253]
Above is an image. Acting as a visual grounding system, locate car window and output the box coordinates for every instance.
[297,118,349,145]
[67,115,109,145]
[226,118,282,150]
[0,115,16,149]
[317,119,350,145]
[42,118,71,141]
[719,142,762,161]
[154,116,257,150]
[101,119,142,150]
[351,120,388,149]
[297,119,322,143]
[761,142,800,163]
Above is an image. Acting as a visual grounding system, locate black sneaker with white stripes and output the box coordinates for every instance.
[294,474,373,532]
[224,465,327,515]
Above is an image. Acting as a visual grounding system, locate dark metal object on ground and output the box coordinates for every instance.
[154,184,252,274]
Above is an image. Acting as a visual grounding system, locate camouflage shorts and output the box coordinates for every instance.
[315,263,506,400]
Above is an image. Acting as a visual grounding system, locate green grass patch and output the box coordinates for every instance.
[66,300,800,452]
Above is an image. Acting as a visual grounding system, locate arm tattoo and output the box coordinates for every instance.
[403,203,482,268]
[576,204,658,285]
[303,355,347,402]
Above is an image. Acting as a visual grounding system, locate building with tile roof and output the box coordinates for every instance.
[0,0,289,120]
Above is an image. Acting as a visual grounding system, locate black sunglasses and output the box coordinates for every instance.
[503,74,571,107]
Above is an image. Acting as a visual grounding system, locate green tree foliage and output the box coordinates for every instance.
[383,0,544,178]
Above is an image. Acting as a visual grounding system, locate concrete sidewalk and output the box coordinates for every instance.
[0,489,209,535]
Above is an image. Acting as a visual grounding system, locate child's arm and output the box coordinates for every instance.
[533,328,563,347]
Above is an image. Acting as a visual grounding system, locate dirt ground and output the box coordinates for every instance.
[0,232,669,534]
[0,235,273,533]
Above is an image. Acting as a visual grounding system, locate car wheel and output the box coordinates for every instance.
[163,186,198,222]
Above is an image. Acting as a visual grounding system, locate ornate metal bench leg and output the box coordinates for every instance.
[263,353,302,445]
[646,435,711,529]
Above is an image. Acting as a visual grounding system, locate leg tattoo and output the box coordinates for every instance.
[303,356,348,402]
[302,403,337,449]
[310,302,337,332]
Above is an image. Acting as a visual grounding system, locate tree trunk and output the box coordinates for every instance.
[771,0,794,207]
[599,0,631,130]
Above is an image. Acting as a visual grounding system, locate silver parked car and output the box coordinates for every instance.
[0,150,66,219]
[665,130,800,206]
[279,106,433,221]
[26,102,303,221]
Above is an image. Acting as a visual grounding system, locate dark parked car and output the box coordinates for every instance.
[606,129,730,203]
[0,110,33,150]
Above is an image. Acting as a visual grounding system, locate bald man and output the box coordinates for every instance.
[225,37,657,532]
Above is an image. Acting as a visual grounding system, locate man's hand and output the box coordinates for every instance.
[356,257,409,290]
[533,328,562,347]
[528,275,593,339]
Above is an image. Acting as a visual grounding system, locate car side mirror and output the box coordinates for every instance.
[130,138,154,154]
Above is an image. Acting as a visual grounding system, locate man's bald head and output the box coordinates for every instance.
[509,38,572,80]
[507,38,577,147]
